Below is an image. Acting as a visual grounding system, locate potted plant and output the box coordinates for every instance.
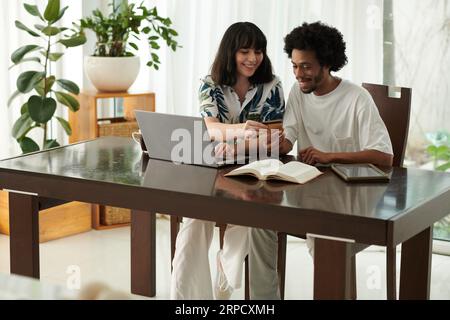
[8,0,86,154]
[80,1,180,92]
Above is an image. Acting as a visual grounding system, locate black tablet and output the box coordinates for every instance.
[331,163,390,182]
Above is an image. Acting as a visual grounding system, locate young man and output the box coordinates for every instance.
[280,21,393,165]
[248,21,394,299]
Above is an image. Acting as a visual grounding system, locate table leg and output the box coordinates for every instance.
[9,192,40,279]
[399,227,432,299]
[313,238,352,299]
[386,245,397,300]
[131,209,156,297]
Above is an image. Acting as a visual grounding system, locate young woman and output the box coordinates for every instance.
[170,22,285,300]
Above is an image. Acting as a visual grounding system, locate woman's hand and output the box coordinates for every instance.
[242,120,268,139]
[214,142,235,159]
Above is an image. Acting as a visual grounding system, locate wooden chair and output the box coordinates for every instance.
[276,83,412,299]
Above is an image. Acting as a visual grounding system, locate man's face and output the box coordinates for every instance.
[291,49,328,94]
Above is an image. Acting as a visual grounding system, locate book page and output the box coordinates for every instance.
[273,161,322,183]
[227,159,283,178]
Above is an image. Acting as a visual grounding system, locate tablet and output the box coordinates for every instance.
[331,163,390,182]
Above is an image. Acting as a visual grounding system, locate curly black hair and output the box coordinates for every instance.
[284,21,348,72]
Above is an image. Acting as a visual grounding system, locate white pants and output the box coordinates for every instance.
[170,218,280,300]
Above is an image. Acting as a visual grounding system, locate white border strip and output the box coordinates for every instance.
[4,189,38,196]
[306,233,355,243]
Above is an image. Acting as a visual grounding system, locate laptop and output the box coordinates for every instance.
[135,110,246,168]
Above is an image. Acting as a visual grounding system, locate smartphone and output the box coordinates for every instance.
[262,119,282,124]
[262,120,283,130]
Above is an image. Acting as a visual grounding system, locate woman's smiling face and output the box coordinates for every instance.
[235,48,263,78]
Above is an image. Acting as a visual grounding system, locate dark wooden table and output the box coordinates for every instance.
[0,137,449,299]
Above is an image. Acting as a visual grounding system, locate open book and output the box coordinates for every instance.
[224,159,323,184]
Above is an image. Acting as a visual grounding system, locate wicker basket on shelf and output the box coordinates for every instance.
[98,118,139,138]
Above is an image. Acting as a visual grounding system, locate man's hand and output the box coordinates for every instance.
[299,147,333,165]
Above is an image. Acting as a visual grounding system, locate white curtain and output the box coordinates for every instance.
[392,0,450,150]
[1,0,383,159]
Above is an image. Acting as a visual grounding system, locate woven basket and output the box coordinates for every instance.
[100,206,131,226]
[98,119,139,138]
[98,119,136,225]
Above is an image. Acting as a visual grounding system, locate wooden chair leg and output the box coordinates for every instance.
[218,223,226,249]
[170,215,181,270]
[277,232,287,300]
[244,255,250,300]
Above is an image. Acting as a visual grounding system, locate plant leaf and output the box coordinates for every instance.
[55,91,79,112]
[56,79,80,94]
[27,95,57,123]
[34,24,45,31]
[151,53,160,62]
[19,137,40,154]
[9,57,41,70]
[15,21,40,37]
[44,139,60,149]
[44,0,60,22]
[436,162,450,172]
[11,45,41,64]
[12,113,34,140]
[41,76,56,93]
[24,3,44,21]
[20,102,29,115]
[34,82,45,96]
[426,145,437,155]
[436,146,450,158]
[129,42,138,50]
[7,90,21,107]
[52,6,68,24]
[41,26,61,36]
[49,52,64,61]
[59,33,87,47]
[17,71,45,93]
[56,116,72,135]
[150,41,160,49]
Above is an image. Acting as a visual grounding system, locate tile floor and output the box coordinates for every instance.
[0,217,449,299]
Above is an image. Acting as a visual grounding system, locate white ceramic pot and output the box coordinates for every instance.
[84,56,140,92]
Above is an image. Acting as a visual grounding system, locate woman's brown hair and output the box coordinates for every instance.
[211,22,274,86]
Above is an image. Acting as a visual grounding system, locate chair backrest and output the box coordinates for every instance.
[362,83,412,167]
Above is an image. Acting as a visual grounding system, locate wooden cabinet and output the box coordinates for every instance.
[70,90,155,229]
[69,90,155,143]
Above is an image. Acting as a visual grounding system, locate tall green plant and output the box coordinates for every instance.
[80,1,180,70]
[8,0,86,154]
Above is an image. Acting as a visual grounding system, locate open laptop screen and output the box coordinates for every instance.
[135,111,219,166]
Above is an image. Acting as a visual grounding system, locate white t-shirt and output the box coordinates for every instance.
[283,79,393,155]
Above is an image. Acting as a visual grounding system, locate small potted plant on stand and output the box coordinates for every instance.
[81,1,180,92]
